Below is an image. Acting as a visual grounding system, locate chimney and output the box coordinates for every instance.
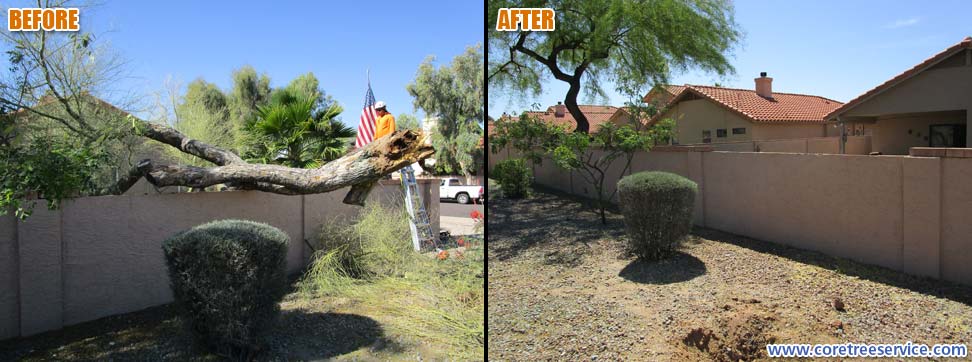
[755,72,773,98]
[554,102,566,117]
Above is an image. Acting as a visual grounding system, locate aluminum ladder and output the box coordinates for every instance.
[400,165,437,251]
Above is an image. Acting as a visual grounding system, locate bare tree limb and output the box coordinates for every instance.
[105,120,434,205]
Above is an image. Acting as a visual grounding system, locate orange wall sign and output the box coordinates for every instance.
[8,8,80,31]
[495,8,555,31]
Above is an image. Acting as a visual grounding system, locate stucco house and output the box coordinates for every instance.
[826,36,972,155]
[647,75,844,145]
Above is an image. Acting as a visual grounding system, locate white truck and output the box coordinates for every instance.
[439,178,485,204]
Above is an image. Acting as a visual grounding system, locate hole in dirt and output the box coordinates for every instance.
[618,251,706,284]
[681,311,777,362]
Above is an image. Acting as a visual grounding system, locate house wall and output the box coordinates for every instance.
[0,181,438,340]
[752,124,826,141]
[841,61,972,147]
[870,114,966,155]
[520,145,972,287]
[661,99,753,144]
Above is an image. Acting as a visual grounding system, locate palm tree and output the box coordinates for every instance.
[243,89,354,168]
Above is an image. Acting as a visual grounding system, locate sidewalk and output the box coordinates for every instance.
[440,215,478,235]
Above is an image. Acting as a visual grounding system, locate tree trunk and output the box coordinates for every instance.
[107,119,434,206]
[564,80,589,133]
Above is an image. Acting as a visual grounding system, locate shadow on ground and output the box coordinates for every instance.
[268,310,397,360]
[618,251,707,284]
[0,304,394,361]
[694,227,972,306]
[488,185,625,263]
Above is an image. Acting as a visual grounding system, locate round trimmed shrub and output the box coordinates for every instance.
[162,219,290,358]
[493,158,531,198]
[617,171,697,260]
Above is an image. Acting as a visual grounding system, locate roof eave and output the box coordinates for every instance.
[826,39,972,120]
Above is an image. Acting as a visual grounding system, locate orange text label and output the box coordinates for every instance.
[8,8,80,31]
[496,8,555,31]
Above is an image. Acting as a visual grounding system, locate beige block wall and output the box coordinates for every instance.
[17,207,63,336]
[757,138,809,153]
[0,216,17,340]
[941,158,972,285]
[527,147,968,286]
[0,181,438,338]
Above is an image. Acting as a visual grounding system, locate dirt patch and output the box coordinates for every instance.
[680,302,779,361]
[489,188,972,361]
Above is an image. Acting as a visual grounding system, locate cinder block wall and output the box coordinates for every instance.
[0,180,438,339]
[523,145,972,287]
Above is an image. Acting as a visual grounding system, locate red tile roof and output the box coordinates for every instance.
[825,36,972,120]
[652,84,843,124]
[642,85,686,103]
[523,104,620,132]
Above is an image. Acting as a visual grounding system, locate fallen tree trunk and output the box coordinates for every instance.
[106,118,434,205]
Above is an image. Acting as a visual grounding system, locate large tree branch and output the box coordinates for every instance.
[136,120,245,165]
[107,122,434,205]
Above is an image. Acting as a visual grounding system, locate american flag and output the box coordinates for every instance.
[355,83,378,148]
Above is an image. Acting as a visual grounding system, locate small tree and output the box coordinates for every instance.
[550,115,674,225]
[489,112,562,166]
[491,101,675,224]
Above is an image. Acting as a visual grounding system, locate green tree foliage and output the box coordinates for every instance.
[491,158,531,198]
[227,65,272,150]
[407,44,484,176]
[243,88,353,168]
[397,113,422,132]
[489,112,563,166]
[0,136,110,219]
[0,9,168,203]
[488,0,741,133]
[168,79,235,166]
[494,103,675,224]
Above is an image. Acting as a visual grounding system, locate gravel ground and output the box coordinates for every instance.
[0,290,444,361]
[488,187,972,361]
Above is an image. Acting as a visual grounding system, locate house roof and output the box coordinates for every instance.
[523,104,620,132]
[642,85,687,103]
[651,84,843,125]
[825,36,972,120]
[8,93,132,118]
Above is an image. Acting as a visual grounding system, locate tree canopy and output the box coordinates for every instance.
[488,0,741,133]
[0,3,434,218]
[407,44,484,176]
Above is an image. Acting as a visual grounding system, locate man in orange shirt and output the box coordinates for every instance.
[373,101,396,139]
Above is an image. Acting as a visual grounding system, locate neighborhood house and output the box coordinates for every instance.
[646,74,844,145]
[827,36,972,155]
[495,38,972,158]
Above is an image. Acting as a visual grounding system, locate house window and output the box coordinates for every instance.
[732,127,746,135]
[929,124,967,148]
[702,130,711,143]
[716,129,727,138]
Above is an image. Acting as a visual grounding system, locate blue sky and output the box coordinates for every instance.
[488,0,972,116]
[57,1,483,126]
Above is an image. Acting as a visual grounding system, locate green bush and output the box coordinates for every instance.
[492,158,531,198]
[617,171,697,260]
[162,219,290,358]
